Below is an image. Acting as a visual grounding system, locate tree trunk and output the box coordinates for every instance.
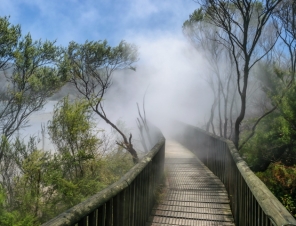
[234,67,249,148]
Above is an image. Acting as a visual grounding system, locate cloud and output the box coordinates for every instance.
[3,0,212,145]
[103,32,213,134]
[0,0,199,46]
[126,0,159,19]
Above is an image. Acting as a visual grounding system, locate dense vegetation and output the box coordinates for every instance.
[0,17,138,225]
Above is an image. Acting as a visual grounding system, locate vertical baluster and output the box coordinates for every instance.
[256,201,260,226]
[134,177,140,225]
[239,180,248,225]
[258,208,262,226]
[140,172,144,225]
[124,187,131,226]
[97,204,106,226]
[113,192,122,226]
[254,196,257,226]
[129,182,136,226]
[78,216,87,226]
[238,174,242,226]
[148,163,153,216]
[88,210,97,226]
[143,169,148,225]
[235,170,239,225]
[246,187,250,226]
[105,198,113,226]
[251,192,255,226]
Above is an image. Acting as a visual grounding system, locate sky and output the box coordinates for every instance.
[1,0,214,148]
[1,0,199,46]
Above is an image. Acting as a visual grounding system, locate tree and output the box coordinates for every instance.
[0,33,66,139]
[195,0,282,147]
[65,40,139,163]
[273,0,296,80]
[0,32,66,208]
[0,17,20,71]
[183,8,239,139]
[239,0,296,149]
[0,17,67,224]
[48,96,101,179]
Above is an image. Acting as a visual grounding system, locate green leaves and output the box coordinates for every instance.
[257,163,296,217]
[183,8,205,28]
[48,96,100,178]
[0,16,20,69]
[0,17,67,138]
[0,16,138,225]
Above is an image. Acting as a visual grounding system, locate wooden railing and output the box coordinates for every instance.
[173,121,296,226]
[42,133,165,226]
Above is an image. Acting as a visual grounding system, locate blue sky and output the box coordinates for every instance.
[1,0,198,46]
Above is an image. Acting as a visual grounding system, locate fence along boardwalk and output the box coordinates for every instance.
[148,140,235,226]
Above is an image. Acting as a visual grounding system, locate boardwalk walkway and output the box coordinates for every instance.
[147,140,235,226]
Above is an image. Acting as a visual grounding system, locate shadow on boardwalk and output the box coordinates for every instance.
[147,140,235,226]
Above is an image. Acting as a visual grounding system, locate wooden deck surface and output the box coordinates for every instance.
[147,140,235,226]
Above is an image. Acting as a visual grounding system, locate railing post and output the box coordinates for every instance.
[88,210,97,226]
[113,191,124,226]
[78,216,87,226]
[98,204,106,226]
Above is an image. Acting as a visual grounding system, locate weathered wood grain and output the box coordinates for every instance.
[147,141,235,226]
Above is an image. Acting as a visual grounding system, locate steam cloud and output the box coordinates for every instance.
[22,33,214,151]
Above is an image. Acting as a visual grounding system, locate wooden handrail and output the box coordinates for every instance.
[42,132,165,226]
[173,121,296,226]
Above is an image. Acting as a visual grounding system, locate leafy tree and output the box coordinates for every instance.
[48,96,101,179]
[0,33,66,139]
[6,97,134,224]
[0,16,20,71]
[0,19,67,189]
[0,137,42,226]
[64,40,140,163]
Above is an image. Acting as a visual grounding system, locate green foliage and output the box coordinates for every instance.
[0,94,135,225]
[0,183,36,226]
[48,96,101,179]
[183,8,204,29]
[241,67,296,169]
[0,16,21,69]
[0,17,67,139]
[64,39,138,110]
[64,39,139,163]
[67,40,138,71]
[241,66,296,217]
[257,163,296,217]
[0,16,138,225]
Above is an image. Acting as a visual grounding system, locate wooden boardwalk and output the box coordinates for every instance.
[147,140,235,226]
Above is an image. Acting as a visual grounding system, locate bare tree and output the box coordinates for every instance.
[274,0,296,79]
[194,0,282,147]
[136,93,152,152]
[66,40,140,163]
[183,8,239,139]
[239,0,296,149]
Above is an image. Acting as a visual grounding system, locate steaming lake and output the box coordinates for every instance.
[18,101,57,151]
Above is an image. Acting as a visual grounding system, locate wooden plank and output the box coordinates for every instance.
[150,209,234,222]
[153,204,233,215]
[148,216,235,226]
[157,200,231,209]
[147,140,235,226]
